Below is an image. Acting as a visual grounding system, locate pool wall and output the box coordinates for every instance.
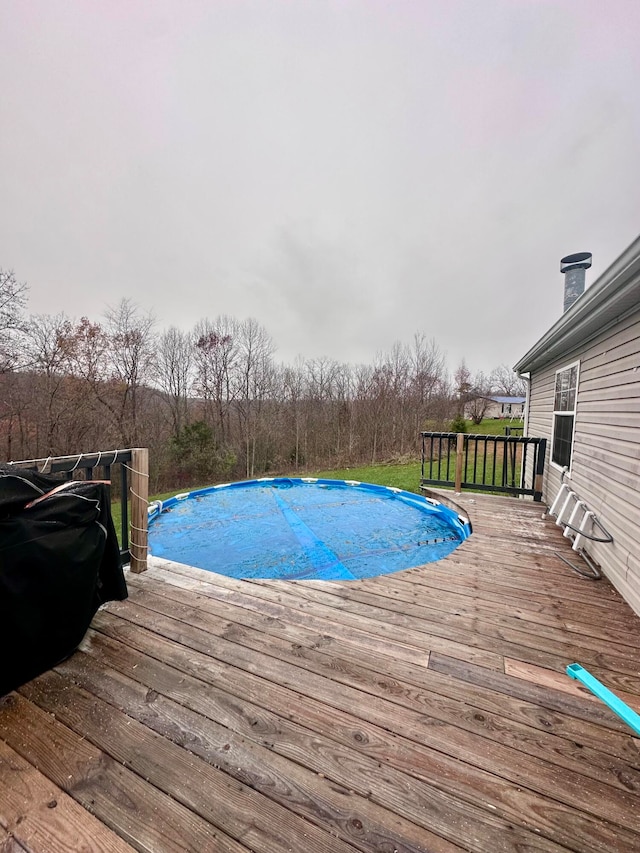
[147,477,472,580]
[149,477,472,536]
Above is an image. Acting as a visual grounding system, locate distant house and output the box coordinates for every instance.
[464,395,525,420]
[514,235,640,615]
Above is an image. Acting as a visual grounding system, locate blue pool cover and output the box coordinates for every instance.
[148,477,472,581]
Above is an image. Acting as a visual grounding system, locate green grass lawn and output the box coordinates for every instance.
[463,418,524,435]
[315,419,524,492]
[313,461,423,494]
[112,418,525,543]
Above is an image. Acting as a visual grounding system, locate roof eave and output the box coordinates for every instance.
[514,235,640,375]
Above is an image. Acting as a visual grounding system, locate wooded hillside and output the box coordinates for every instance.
[0,271,523,491]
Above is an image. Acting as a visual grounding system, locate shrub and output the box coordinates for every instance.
[449,414,468,433]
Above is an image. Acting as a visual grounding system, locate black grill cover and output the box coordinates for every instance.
[0,466,128,696]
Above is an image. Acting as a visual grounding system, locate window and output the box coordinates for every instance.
[552,362,579,469]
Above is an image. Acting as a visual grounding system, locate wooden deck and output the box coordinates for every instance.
[2,492,640,853]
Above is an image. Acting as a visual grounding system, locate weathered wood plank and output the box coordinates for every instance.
[121,579,640,795]
[247,575,639,680]
[92,603,640,840]
[49,657,473,853]
[0,738,134,853]
[78,626,640,853]
[129,447,149,574]
[383,582,638,644]
[17,673,360,853]
[297,572,623,636]
[143,562,504,670]
[405,559,629,608]
[0,827,28,853]
[143,565,434,670]
[21,671,439,853]
[0,829,27,853]
[504,659,640,714]
[293,576,640,655]
[0,694,251,853]
[387,570,638,626]
[132,569,436,684]
[132,572,640,758]
[2,489,639,853]
[428,653,637,734]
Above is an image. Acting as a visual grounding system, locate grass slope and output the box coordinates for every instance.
[113,418,522,543]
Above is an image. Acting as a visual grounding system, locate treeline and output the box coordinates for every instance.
[0,270,523,492]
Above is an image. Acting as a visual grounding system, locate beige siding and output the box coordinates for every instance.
[528,308,640,615]
[464,399,525,420]
[526,366,556,498]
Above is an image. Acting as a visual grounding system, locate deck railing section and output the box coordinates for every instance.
[421,432,547,501]
[6,447,149,572]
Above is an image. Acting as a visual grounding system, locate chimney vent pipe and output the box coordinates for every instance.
[561,252,592,313]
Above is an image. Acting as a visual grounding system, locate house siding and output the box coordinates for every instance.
[528,308,640,615]
[464,398,525,420]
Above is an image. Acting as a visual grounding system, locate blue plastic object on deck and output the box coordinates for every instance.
[148,477,472,581]
[566,663,640,735]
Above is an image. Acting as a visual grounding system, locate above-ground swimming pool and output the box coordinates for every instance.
[148,477,472,581]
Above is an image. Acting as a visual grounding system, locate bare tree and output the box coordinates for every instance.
[103,298,156,445]
[408,333,449,431]
[3,285,538,486]
[454,360,496,425]
[276,357,306,468]
[303,356,342,464]
[332,361,355,460]
[466,370,492,425]
[22,313,75,454]
[350,362,382,464]
[0,269,28,373]
[235,318,275,478]
[0,369,33,460]
[193,315,239,443]
[489,364,527,396]
[453,359,473,416]
[156,326,194,438]
[0,270,28,458]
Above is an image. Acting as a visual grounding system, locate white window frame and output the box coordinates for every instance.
[550,359,580,472]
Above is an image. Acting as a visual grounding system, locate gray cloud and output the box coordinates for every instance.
[1,0,638,374]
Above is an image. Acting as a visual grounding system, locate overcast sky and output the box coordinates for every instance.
[1,0,638,376]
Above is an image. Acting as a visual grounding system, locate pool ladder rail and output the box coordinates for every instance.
[545,474,613,580]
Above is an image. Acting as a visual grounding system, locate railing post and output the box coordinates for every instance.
[419,430,543,498]
[129,448,149,573]
[454,432,465,493]
[533,438,546,502]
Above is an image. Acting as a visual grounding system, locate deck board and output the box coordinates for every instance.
[2,491,640,852]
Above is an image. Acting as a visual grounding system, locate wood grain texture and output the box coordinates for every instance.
[0,737,135,853]
[94,595,640,840]
[74,625,640,852]
[0,827,28,853]
[24,666,451,853]
[124,572,640,789]
[0,694,251,853]
[1,490,639,853]
[129,447,149,573]
[503,659,640,713]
